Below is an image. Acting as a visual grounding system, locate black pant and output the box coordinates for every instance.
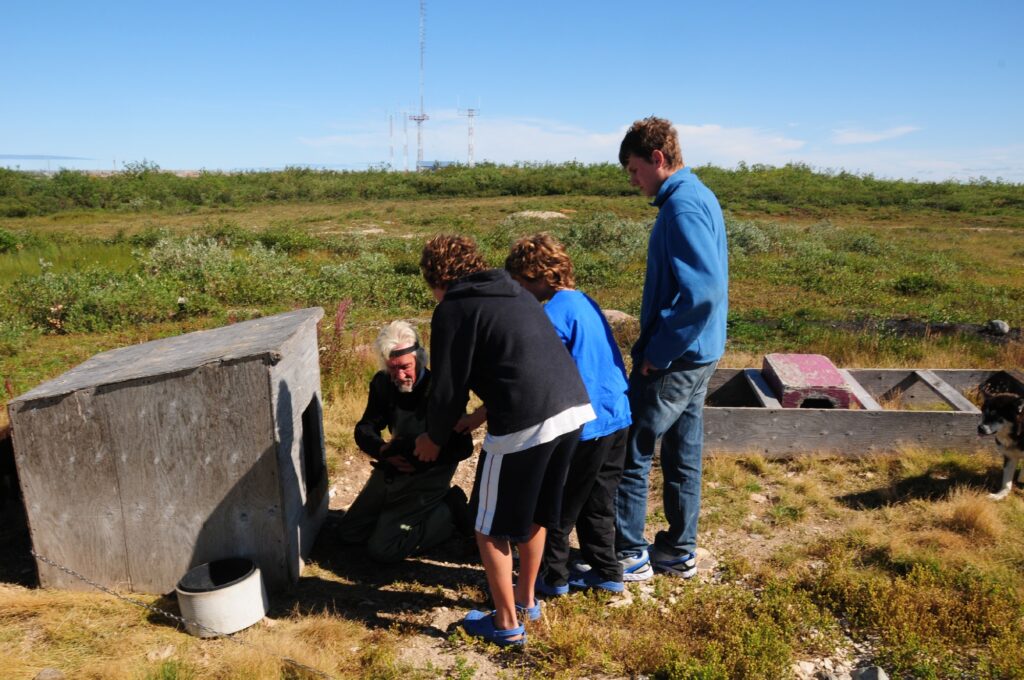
[540,426,629,585]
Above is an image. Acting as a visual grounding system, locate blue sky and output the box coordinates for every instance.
[3,1,1022,181]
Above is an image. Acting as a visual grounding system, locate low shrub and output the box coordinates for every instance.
[726,218,775,255]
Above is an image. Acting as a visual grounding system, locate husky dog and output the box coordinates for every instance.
[977,392,1024,500]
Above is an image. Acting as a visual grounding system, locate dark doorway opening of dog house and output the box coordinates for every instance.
[301,394,326,513]
[799,398,835,409]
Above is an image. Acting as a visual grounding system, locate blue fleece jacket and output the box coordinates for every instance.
[544,289,631,441]
[632,167,729,369]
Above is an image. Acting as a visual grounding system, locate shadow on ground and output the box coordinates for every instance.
[141,511,485,638]
[837,461,998,509]
[273,508,486,635]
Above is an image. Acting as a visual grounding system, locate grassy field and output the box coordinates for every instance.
[0,166,1023,679]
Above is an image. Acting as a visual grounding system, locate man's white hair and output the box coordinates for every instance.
[374,320,428,371]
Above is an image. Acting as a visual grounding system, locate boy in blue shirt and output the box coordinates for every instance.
[506,233,632,593]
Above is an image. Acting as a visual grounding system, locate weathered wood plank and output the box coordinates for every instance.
[102,360,282,594]
[914,370,980,414]
[9,391,129,591]
[838,369,883,411]
[743,369,782,409]
[268,318,327,584]
[848,369,998,400]
[704,407,987,456]
[11,308,324,403]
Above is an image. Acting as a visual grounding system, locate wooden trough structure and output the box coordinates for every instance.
[7,308,328,594]
[704,356,1023,456]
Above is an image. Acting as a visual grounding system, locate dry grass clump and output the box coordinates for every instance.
[0,584,403,680]
[940,486,1005,541]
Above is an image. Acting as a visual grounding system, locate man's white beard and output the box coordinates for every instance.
[395,380,415,393]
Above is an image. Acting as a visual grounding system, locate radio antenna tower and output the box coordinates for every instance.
[408,0,429,168]
[403,110,409,172]
[459,108,479,167]
[388,113,394,169]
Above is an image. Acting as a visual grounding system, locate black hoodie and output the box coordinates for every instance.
[426,269,591,447]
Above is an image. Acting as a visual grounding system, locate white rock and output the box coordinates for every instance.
[987,319,1010,335]
[510,210,568,220]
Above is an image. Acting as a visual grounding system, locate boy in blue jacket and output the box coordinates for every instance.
[614,116,728,581]
[506,233,632,593]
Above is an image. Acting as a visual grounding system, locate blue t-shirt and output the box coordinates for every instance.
[544,289,631,441]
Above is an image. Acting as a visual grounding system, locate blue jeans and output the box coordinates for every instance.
[615,359,718,558]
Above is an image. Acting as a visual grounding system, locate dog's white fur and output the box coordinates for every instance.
[977,392,1024,500]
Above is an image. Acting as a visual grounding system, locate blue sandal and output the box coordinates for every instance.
[461,610,527,647]
[516,599,542,621]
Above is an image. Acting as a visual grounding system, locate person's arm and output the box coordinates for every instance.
[353,375,390,458]
[454,405,487,432]
[643,209,727,369]
[422,303,475,448]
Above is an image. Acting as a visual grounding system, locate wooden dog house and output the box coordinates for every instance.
[8,308,327,594]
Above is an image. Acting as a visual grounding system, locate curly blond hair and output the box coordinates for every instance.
[618,116,683,169]
[420,234,488,289]
[504,232,575,290]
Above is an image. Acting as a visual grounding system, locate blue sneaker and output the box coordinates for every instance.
[650,547,697,579]
[567,573,625,593]
[618,549,654,582]
[535,579,569,598]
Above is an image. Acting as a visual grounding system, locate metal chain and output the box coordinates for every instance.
[30,550,337,680]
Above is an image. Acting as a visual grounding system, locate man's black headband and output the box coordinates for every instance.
[389,343,420,359]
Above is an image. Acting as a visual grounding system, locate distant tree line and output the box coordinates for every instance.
[1,161,1022,218]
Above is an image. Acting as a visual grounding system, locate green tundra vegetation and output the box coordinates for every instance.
[0,163,1022,679]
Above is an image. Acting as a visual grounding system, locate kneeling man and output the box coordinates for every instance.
[337,320,473,562]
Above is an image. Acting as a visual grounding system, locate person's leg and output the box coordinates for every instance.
[654,361,717,558]
[470,433,574,627]
[513,523,546,609]
[528,429,579,596]
[365,462,458,562]
[539,438,597,587]
[576,427,628,582]
[615,370,687,557]
[475,531,520,633]
[336,468,390,545]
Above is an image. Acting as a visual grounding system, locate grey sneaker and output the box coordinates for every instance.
[618,549,654,582]
[568,558,592,576]
[651,547,697,579]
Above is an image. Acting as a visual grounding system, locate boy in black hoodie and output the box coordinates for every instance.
[414,235,594,646]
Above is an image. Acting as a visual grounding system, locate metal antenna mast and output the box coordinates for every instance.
[409,0,429,168]
[459,108,479,167]
[403,111,409,172]
[388,113,394,169]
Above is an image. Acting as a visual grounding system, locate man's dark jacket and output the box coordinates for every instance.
[354,368,473,472]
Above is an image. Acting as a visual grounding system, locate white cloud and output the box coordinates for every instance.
[831,126,920,145]
[290,115,1024,182]
[674,124,805,166]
